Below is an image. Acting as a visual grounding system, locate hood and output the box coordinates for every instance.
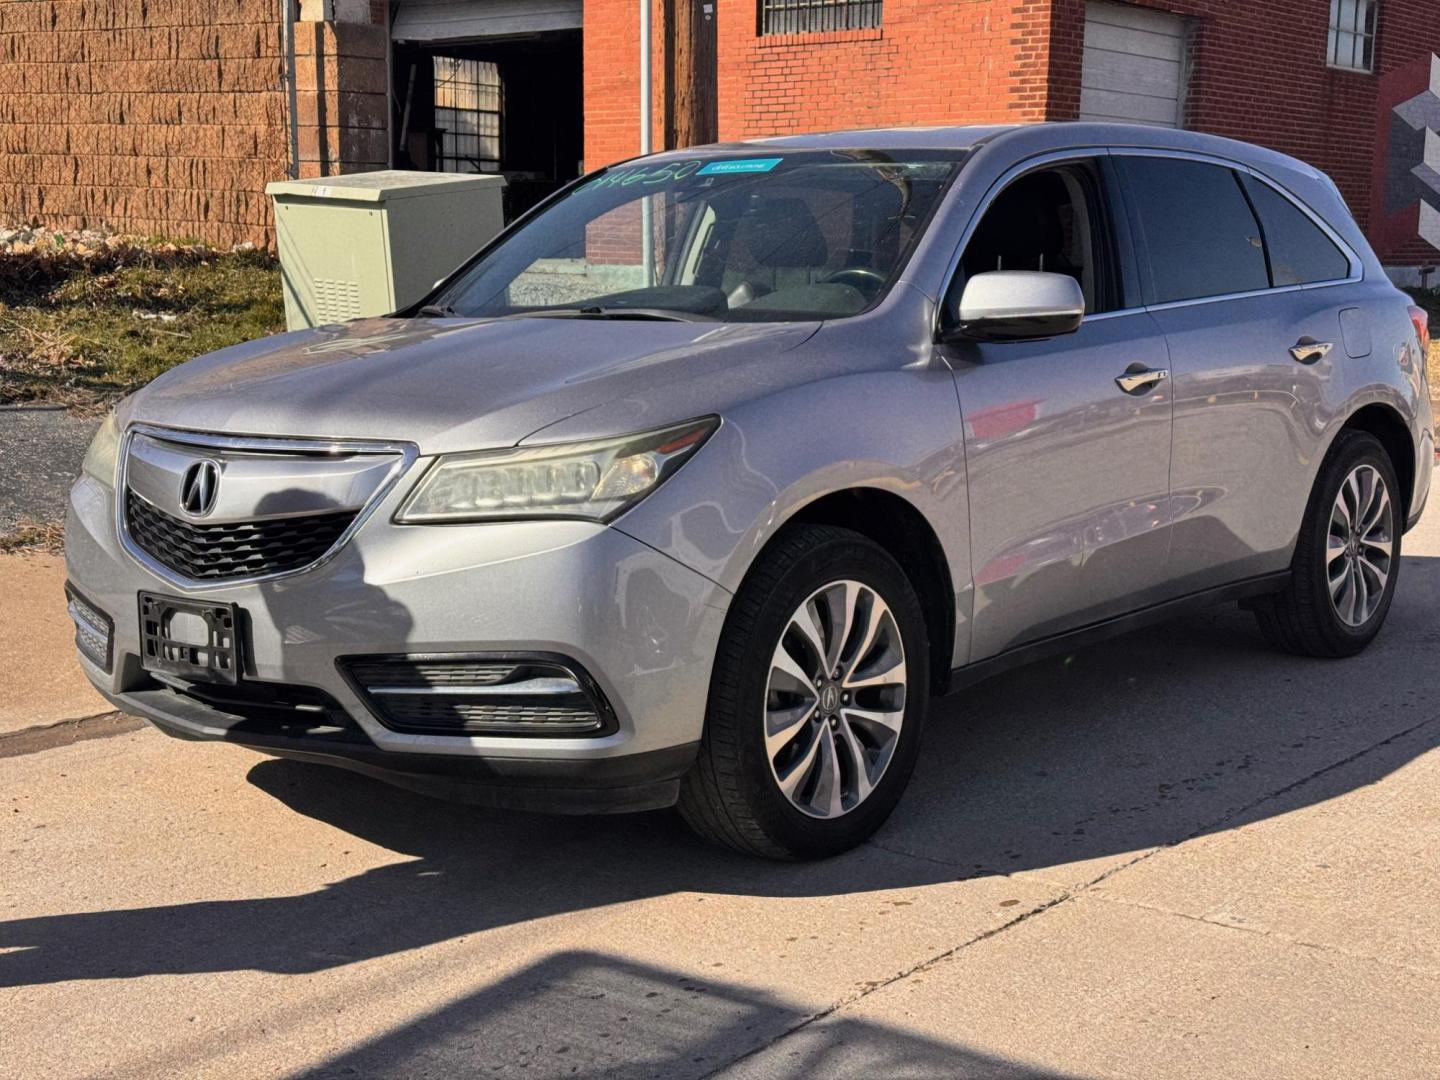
[128,316,820,454]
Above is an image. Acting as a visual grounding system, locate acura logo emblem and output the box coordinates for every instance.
[179,460,221,516]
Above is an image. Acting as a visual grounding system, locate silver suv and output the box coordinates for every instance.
[67,124,1433,859]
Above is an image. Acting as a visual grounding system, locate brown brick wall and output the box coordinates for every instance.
[0,0,290,247]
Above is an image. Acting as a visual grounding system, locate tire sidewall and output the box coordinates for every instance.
[1301,433,1403,650]
[721,534,930,857]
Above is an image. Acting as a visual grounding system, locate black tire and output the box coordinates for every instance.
[1253,429,1402,657]
[677,524,930,860]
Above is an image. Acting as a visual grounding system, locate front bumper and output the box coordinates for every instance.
[66,471,729,813]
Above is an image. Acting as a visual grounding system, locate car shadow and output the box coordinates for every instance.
[3,555,1438,992]
[294,949,1086,1079]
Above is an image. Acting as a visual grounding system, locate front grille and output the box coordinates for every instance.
[341,654,617,737]
[126,489,355,581]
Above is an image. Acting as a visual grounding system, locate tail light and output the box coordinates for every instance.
[1409,305,1431,355]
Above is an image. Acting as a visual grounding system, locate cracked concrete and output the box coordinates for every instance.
[1,482,1438,1078]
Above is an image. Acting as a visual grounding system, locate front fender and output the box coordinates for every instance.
[608,368,972,645]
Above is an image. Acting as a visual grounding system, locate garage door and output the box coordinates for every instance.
[1078,1,1187,128]
[392,0,581,43]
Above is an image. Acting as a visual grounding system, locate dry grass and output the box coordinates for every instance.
[0,232,284,409]
[0,517,65,555]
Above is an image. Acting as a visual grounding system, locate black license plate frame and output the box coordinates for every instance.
[138,592,242,686]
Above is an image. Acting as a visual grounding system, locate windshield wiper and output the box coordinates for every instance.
[416,303,458,318]
[535,306,716,323]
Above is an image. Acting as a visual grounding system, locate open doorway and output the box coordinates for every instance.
[391,8,583,222]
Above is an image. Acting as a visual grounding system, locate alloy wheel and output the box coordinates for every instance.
[1327,463,1393,627]
[764,580,907,819]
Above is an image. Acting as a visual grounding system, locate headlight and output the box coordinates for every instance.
[81,411,121,488]
[397,417,718,524]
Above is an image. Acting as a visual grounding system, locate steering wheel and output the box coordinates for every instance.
[820,267,888,295]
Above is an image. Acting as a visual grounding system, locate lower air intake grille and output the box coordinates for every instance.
[126,489,355,581]
[341,655,616,737]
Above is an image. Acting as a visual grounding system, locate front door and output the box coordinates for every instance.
[939,161,1175,661]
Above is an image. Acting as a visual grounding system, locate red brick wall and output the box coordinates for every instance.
[719,0,1056,139]
[1046,0,1440,264]
[0,0,289,247]
[584,0,1440,265]
[583,0,1059,168]
[583,0,665,172]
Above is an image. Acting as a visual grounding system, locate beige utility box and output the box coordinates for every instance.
[265,171,506,330]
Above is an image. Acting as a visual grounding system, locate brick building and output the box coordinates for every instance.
[1,0,1437,274]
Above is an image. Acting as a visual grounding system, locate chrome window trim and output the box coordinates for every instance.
[932,144,1365,340]
[1106,146,1364,307]
[115,423,419,592]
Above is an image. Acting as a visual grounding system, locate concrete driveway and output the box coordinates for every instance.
[3,485,1439,1079]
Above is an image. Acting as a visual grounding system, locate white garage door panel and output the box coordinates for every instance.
[1080,1,1186,128]
[1085,0,1186,38]
[392,0,582,42]
[1078,88,1183,126]
[1081,47,1181,98]
[1084,22,1184,62]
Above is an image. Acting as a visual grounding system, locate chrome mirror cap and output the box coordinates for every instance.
[949,270,1086,343]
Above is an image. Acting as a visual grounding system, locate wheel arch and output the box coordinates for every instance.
[1338,403,1416,525]
[769,487,957,695]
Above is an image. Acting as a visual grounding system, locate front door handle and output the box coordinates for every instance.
[1290,339,1333,364]
[1115,367,1169,394]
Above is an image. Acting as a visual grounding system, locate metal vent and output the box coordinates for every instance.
[313,277,362,322]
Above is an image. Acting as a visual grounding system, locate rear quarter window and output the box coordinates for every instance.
[1238,174,1352,286]
[1116,156,1270,304]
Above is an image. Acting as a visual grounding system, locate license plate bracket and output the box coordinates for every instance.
[139,592,241,686]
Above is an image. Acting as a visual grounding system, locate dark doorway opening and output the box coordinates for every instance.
[391,30,583,222]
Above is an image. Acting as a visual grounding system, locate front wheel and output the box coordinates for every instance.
[678,525,930,859]
[1253,429,1402,657]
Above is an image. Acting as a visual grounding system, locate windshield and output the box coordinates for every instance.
[426,150,964,323]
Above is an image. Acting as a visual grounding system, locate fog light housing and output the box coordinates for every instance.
[339,654,617,737]
[65,584,113,673]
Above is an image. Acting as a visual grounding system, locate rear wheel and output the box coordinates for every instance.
[1253,430,1401,657]
[678,525,929,859]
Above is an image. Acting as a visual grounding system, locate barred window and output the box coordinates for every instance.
[1327,0,1377,73]
[759,0,882,35]
[433,57,502,174]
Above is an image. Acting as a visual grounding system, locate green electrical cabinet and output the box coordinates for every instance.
[265,171,507,330]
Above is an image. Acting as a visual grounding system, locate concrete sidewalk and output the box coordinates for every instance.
[0,552,109,734]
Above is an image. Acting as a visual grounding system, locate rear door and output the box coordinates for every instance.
[1114,153,1358,592]
[940,157,1175,661]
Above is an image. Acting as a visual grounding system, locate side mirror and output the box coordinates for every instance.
[942,271,1085,343]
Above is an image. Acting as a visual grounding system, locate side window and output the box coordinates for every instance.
[1116,157,1269,304]
[1238,174,1352,286]
[955,164,1114,314]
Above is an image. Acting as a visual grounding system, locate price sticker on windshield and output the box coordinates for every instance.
[696,157,784,176]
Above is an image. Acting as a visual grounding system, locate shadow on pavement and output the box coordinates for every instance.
[3,557,1438,998]
[296,949,1083,1079]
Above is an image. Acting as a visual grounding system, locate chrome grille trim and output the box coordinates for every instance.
[117,424,419,591]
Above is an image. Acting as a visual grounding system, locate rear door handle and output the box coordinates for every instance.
[1115,367,1169,394]
[1290,339,1333,364]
